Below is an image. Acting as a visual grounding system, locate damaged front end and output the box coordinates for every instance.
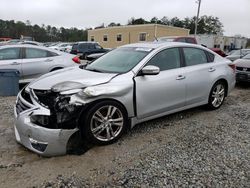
[14,84,85,156]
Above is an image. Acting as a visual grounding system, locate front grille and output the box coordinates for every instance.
[16,98,30,114]
[21,90,32,104]
[236,67,250,72]
[16,90,33,115]
[33,89,57,108]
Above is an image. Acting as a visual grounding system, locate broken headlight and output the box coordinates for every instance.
[30,115,50,127]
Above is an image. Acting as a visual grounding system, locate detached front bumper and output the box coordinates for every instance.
[236,71,250,82]
[14,91,79,157]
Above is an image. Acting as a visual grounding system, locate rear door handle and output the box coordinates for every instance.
[176,75,186,80]
[45,59,53,62]
[11,62,20,65]
[208,67,216,72]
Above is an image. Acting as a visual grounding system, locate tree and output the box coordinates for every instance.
[160,16,170,25]
[128,17,148,25]
[150,17,162,24]
[170,17,184,28]
[108,22,121,27]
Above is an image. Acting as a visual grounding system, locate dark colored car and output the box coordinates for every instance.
[210,48,227,57]
[70,42,108,59]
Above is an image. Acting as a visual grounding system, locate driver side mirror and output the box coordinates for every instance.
[139,65,160,76]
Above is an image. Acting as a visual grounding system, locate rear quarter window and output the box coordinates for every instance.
[47,51,58,57]
[207,51,215,62]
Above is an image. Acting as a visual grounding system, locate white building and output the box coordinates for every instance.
[191,34,248,52]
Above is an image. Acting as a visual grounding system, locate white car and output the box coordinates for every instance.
[226,49,250,61]
[0,44,81,83]
[49,43,70,51]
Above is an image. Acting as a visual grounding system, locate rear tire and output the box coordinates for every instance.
[207,81,226,110]
[80,100,128,145]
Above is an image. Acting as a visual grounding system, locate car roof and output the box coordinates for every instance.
[0,44,61,54]
[74,41,98,44]
[121,41,201,49]
[158,36,195,39]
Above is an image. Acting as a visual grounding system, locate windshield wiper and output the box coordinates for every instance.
[86,67,104,73]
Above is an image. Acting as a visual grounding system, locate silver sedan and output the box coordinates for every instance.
[14,42,235,156]
[0,44,80,83]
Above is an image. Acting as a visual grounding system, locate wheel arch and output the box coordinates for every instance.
[213,78,229,97]
[78,98,130,128]
[49,66,64,72]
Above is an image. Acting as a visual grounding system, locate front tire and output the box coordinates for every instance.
[81,101,128,145]
[207,81,226,110]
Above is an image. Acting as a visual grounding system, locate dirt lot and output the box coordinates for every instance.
[0,85,249,187]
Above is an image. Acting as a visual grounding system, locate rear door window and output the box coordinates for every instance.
[183,48,208,66]
[0,48,20,60]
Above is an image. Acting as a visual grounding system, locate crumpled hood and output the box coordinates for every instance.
[28,67,117,90]
[234,59,250,68]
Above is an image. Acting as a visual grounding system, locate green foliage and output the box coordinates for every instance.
[127,15,224,35]
[0,19,87,42]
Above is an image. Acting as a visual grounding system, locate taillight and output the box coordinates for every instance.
[228,64,236,73]
[72,56,81,64]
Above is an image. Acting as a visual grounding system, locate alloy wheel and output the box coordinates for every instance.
[90,105,124,142]
[211,84,225,108]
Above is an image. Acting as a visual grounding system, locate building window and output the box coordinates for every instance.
[90,36,94,41]
[103,34,108,42]
[139,33,147,41]
[117,34,122,42]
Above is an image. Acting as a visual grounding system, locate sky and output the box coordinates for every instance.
[1,0,249,37]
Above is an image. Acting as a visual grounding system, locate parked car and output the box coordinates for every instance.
[18,41,42,46]
[0,44,80,83]
[0,37,12,42]
[49,43,70,51]
[210,48,227,57]
[226,49,250,61]
[70,42,109,59]
[156,36,198,44]
[14,42,235,156]
[234,53,250,82]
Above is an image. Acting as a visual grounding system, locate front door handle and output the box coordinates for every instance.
[11,62,20,65]
[208,67,216,72]
[176,75,186,80]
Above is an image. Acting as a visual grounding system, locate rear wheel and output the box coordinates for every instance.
[81,101,128,145]
[207,81,226,110]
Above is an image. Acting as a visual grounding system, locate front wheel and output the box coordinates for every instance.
[81,101,128,145]
[207,81,226,110]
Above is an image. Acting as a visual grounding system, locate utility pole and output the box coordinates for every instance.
[194,0,201,37]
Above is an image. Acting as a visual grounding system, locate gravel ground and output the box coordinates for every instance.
[0,84,249,187]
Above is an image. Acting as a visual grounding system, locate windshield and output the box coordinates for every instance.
[243,53,250,59]
[85,47,152,73]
